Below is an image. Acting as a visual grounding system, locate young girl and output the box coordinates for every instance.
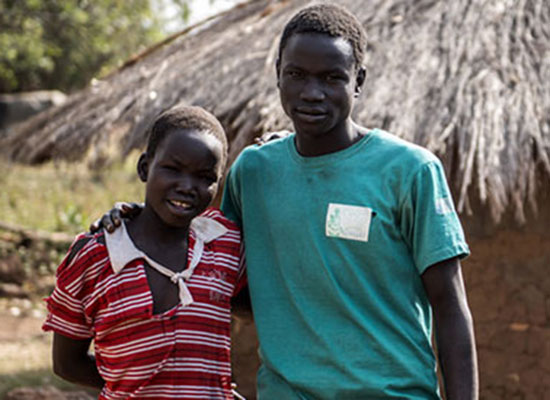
[43,105,246,399]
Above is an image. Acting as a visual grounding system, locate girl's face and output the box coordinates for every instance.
[139,128,223,228]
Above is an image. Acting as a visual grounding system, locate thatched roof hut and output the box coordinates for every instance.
[1,2,549,397]
[2,0,549,225]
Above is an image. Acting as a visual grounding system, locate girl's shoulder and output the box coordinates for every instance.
[198,207,240,234]
[56,230,109,283]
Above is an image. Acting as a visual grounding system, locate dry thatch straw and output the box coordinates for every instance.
[1,0,549,224]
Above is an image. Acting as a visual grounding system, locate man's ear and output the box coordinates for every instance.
[137,152,149,182]
[355,66,366,96]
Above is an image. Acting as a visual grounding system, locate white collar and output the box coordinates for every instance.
[104,216,228,306]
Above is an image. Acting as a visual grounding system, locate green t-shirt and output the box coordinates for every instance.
[222,129,469,399]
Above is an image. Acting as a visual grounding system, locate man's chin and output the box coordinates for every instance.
[294,126,330,139]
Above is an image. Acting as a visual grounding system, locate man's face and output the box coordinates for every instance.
[277,32,363,146]
[139,128,223,228]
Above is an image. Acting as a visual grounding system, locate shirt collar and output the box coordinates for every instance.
[104,215,228,274]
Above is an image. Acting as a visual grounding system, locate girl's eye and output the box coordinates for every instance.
[287,70,303,78]
[200,174,217,183]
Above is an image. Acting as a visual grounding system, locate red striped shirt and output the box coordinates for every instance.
[43,208,245,399]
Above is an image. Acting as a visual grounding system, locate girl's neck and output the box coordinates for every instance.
[127,208,189,252]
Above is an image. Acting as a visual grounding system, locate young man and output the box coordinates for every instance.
[221,4,478,399]
[97,4,478,399]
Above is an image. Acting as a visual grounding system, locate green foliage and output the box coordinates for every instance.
[0,0,171,92]
[55,204,86,232]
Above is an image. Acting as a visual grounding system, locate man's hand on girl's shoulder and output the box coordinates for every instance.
[89,202,143,233]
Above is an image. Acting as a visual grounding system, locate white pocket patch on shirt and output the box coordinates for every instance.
[326,203,373,242]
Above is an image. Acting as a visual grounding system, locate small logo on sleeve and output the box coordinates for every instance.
[326,203,373,242]
[435,197,455,215]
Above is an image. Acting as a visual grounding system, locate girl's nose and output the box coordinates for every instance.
[176,174,196,193]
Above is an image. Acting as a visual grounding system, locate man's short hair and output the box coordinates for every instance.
[146,105,228,167]
[278,3,367,68]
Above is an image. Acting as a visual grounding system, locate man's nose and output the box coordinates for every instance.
[300,79,325,102]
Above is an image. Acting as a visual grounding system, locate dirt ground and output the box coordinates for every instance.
[0,297,50,375]
[0,297,96,399]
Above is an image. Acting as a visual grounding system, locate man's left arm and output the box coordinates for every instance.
[421,256,479,400]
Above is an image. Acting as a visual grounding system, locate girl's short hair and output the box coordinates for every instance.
[146,105,228,167]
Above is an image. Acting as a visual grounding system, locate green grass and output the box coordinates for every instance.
[0,154,144,234]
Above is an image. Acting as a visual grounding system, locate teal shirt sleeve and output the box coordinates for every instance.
[400,160,470,274]
[221,162,243,228]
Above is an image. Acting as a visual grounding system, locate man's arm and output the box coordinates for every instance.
[231,285,253,321]
[52,333,105,389]
[421,257,479,400]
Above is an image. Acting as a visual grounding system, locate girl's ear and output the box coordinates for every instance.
[137,153,149,182]
[275,58,281,88]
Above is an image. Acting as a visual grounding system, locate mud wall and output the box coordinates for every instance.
[462,209,550,400]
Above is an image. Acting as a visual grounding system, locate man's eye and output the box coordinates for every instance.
[327,74,344,82]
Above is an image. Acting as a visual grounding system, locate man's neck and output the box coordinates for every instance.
[294,120,364,157]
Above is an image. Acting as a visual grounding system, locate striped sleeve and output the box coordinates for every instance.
[43,233,106,339]
[202,207,247,297]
